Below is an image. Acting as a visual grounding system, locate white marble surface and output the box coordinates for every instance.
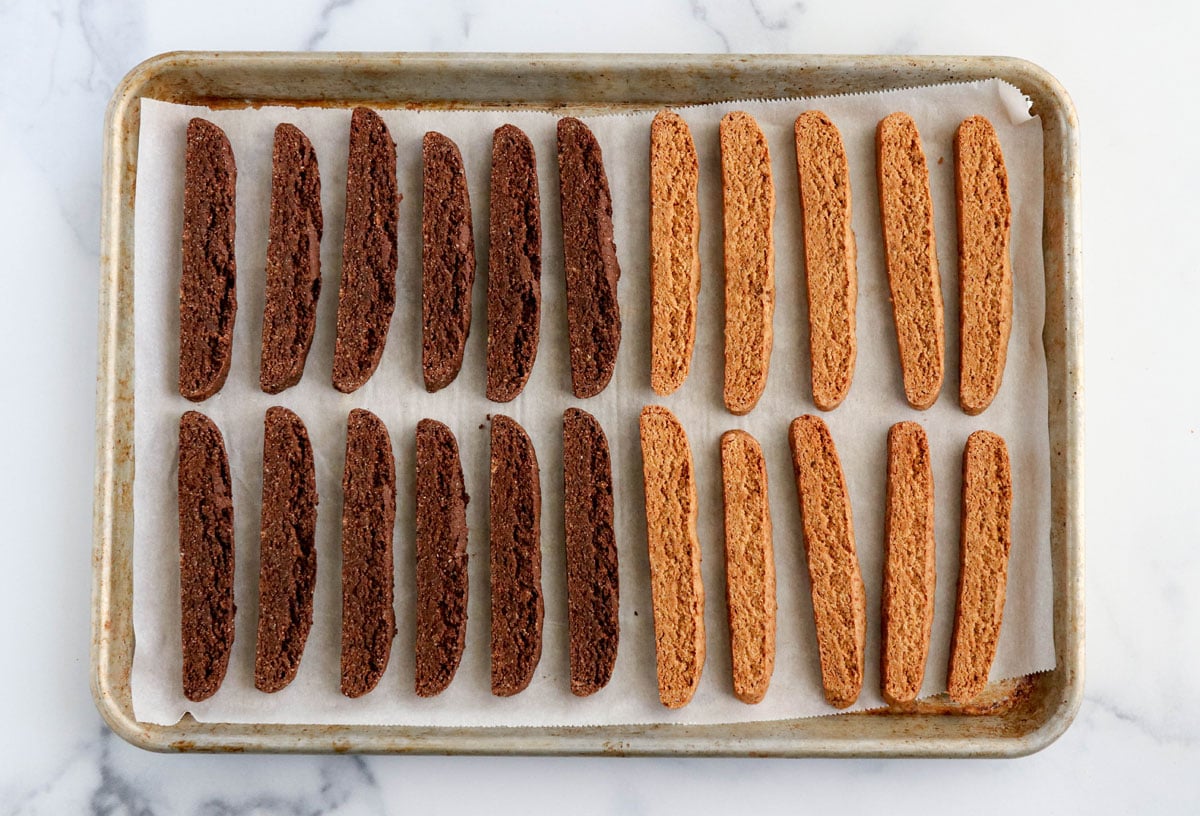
[0,0,1196,812]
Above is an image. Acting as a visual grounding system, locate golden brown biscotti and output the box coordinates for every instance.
[881,421,936,705]
[877,112,944,410]
[720,111,775,416]
[788,415,867,708]
[956,116,1013,416]
[649,110,701,396]
[720,429,776,704]
[639,405,704,708]
[795,111,857,411]
[948,430,1013,703]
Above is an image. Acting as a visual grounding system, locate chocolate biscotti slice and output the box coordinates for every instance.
[881,421,936,705]
[649,110,701,396]
[948,430,1013,703]
[260,123,323,395]
[340,409,397,698]
[178,411,235,702]
[788,415,867,708]
[332,107,399,393]
[795,111,857,411]
[414,419,470,697]
[422,131,476,393]
[639,405,704,708]
[720,429,776,705]
[877,112,944,410]
[486,125,542,402]
[562,407,619,696]
[956,116,1013,416]
[180,118,237,402]
[558,117,622,398]
[254,406,319,693]
[720,111,776,416]
[489,414,544,696]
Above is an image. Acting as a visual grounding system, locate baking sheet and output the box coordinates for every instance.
[131,78,1053,727]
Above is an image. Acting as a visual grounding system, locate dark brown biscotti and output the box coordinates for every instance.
[639,405,704,709]
[562,407,619,697]
[881,421,936,705]
[948,430,1013,703]
[260,123,323,395]
[877,112,944,410]
[180,118,237,402]
[332,107,399,394]
[489,414,544,696]
[788,415,867,709]
[557,117,622,399]
[486,124,542,403]
[795,110,857,411]
[340,408,397,698]
[254,406,319,693]
[956,115,1013,416]
[421,131,476,393]
[414,418,470,697]
[178,411,236,702]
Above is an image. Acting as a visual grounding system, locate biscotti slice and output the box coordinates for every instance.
[340,408,397,698]
[795,111,857,411]
[486,125,542,402]
[178,411,235,702]
[558,117,622,398]
[720,429,776,704]
[720,111,776,416]
[562,407,619,696]
[414,419,470,697]
[649,111,701,396]
[956,116,1013,416]
[788,415,867,708]
[881,421,936,705]
[180,118,237,402]
[260,123,322,395]
[489,414,544,696]
[254,406,318,693]
[332,107,399,393]
[948,430,1013,702]
[639,405,704,708]
[877,112,944,410]
[421,131,475,393]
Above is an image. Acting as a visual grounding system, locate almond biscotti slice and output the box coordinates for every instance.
[788,414,867,708]
[720,429,776,704]
[956,116,1013,416]
[649,110,701,396]
[881,421,936,705]
[720,111,775,416]
[795,111,857,411]
[640,405,704,708]
[877,112,944,410]
[948,430,1013,703]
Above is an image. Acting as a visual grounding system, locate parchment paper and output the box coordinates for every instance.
[131,79,1053,726]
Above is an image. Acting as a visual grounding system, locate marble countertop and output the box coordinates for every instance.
[2,0,1196,812]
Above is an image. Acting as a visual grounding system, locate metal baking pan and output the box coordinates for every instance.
[91,51,1082,756]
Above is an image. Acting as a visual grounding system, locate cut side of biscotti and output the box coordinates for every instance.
[877,112,944,410]
[639,405,705,708]
[788,414,867,709]
[881,420,936,705]
[649,110,701,396]
[180,118,237,402]
[558,117,622,399]
[720,111,776,416]
[795,110,857,411]
[720,429,776,705]
[956,115,1013,416]
[948,430,1013,703]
